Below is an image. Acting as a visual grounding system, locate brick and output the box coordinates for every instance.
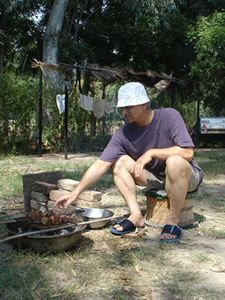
[31,191,49,203]
[48,197,101,210]
[47,200,56,209]
[47,200,76,214]
[49,189,70,201]
[22,171,62,211]
[76,199,101,208]
[78,190,102,202]
[32,181,58,194]
[57,179,80,191]
[30,199,47,210]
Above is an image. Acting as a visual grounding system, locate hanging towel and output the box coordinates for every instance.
[80,94,93,111]
[105,101,114,114]
[93,98,105,118]
[56,94,65,114]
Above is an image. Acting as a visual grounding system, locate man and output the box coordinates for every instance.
[55,82,203,242]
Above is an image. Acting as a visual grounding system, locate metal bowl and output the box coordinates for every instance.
[75,208,114,229]
[4,221,87,253]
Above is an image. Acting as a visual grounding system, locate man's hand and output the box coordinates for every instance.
[131,146,194,177]
[54,192,76,209]
[131,151,153,177]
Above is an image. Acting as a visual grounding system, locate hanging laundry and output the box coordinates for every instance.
[79,94,114,118]
[93,98,105,118]
[56,94,65,114]
[80,94,93,111]
[105,101,114,114]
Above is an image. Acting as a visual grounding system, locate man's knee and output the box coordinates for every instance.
[166,156,191,178]
[111,155,134,174]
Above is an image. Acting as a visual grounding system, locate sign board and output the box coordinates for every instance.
[200,118,225,134]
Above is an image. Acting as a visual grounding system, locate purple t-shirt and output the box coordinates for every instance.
[100,108,203,184]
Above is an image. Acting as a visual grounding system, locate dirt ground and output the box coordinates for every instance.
[1,152,225,299]
[32,152,225,298]
[96,179,225,299]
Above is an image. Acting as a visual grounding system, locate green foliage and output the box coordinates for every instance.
[0,0,47,74]
[1,0,225,155]
[188,11,225,114]
[151,91,197,134]
[0,72,38,154]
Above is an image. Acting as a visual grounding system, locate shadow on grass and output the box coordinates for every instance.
[194,212,206,224]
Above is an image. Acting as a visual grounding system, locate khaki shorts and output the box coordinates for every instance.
[145,165,200,192]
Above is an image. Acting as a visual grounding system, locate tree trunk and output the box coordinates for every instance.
[42,0,69,64]
[41,0,70,149]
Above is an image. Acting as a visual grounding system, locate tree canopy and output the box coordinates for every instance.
[1,0,225,153]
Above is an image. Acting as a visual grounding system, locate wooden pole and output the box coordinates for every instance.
[39,69,43,157]
[64,73,68,159]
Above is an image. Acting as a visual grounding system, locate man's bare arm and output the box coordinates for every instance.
[54,159,112,208]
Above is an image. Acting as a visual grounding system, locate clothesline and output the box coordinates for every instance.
[56,93,115,118]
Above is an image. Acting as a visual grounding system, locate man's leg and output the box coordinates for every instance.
[161,155,192,240]
[111,155,147,230]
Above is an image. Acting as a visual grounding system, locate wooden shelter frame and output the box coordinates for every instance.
[32,60,123,159]
[33,59,200,159]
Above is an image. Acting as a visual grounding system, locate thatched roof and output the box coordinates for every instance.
[32,59,199,92]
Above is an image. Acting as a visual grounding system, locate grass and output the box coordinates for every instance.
[0,149,225,299]
[194,149,225,181]
[0,155,114,201]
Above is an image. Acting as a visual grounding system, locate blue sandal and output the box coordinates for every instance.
[160,225,183,243]
[110,219,144,235]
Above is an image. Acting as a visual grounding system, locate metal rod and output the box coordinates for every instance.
[0,223,77,243]
[0,215,124,243]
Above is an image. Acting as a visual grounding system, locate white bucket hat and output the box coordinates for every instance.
[117,82,150,108]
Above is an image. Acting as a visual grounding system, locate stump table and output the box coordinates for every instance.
[143,189,198,228]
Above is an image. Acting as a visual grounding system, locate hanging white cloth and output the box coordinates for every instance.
[93,98,105,118]
[105,101,114,114]
[79,94,114,118]
[80,94,93,111]
[56,94,65,114]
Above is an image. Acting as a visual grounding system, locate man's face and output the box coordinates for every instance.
[121,104,145,123]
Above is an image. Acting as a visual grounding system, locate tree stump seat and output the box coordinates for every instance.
[143,189,198,229]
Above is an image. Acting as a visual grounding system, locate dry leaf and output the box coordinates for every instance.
[95,240,114,252]
[135,265,148,277]
[71,268,77,277]
[179,241,195,245]
[209,267,225,273]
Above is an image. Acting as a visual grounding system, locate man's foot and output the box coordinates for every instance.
[110,219,145,235]
[160,224,183,242]
[113,214,144,232]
